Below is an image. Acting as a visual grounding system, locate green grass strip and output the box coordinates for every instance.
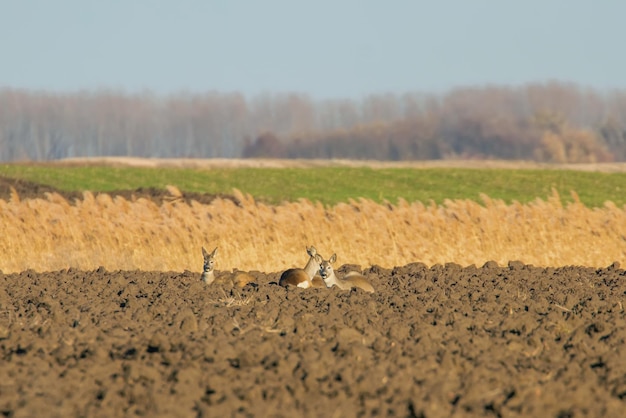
[0,164,624,207]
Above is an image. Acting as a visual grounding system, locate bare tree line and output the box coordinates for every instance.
[1,82,626,162]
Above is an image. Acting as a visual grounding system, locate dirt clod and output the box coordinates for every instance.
[0,176,237,206]
[1,264,626,416]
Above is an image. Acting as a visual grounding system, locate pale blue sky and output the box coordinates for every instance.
[1,0,625,99]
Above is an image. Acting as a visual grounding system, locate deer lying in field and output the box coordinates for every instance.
[201,247,255,288]
[316,253,375,293]
[279,246,325,289]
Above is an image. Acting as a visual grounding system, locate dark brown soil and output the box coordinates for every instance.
[0,176,237,206]
[1,262,625,417]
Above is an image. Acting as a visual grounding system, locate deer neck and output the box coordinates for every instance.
[201,269,215,284]
[303,256,320,279]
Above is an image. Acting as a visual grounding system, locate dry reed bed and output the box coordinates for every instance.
[0,188,625,273]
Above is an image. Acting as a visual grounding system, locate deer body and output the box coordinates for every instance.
[201,247,255,288]
[317,253,375,293]
[279,246,325,288]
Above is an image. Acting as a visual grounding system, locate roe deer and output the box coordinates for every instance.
[279,246,325,289]
[201,247,255,288]
[316,253,375,293]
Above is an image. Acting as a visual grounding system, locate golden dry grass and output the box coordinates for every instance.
[1,187,625,273]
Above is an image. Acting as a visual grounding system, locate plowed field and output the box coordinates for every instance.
[2,262,625,417]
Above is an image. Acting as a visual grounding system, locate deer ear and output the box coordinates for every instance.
[202,247,208,257]
[315,254,322,263]
[307,246,317,256]
[330,253,337,263]
[211,247,218,257]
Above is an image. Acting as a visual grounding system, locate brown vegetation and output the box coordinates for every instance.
[1,186,624,274]
[2,82,626,162]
